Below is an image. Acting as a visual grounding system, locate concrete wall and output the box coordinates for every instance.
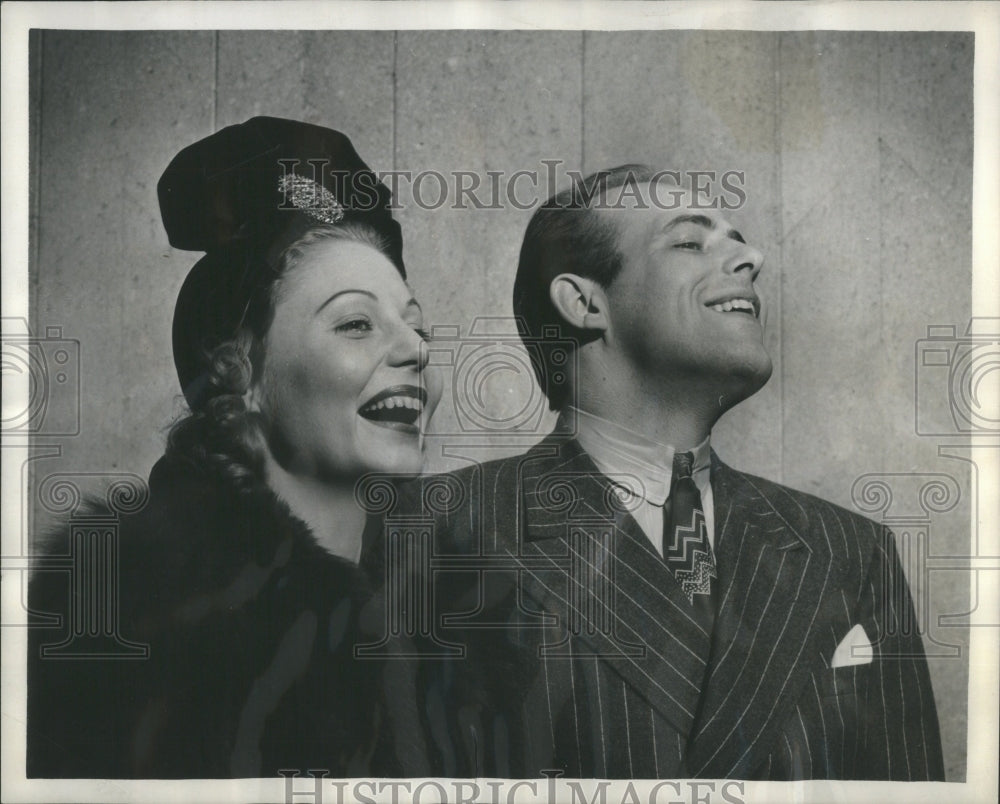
[28,30,973,778]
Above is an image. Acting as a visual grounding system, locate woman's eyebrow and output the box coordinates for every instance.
[315,289,377,315]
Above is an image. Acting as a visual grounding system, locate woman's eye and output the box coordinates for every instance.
[334,318,373,336]
[414,327,431,342]
[674,241,702,251]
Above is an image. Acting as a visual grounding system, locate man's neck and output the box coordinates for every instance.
[567,340,760,447]
[573,385,717,450]
[571,401,714,449]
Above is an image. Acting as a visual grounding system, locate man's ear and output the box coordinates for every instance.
[549,273,610,333]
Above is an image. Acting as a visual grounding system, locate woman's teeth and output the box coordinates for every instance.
[359,394,424,426]
[362,395,424,413]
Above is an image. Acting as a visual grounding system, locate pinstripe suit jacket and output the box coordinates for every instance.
[402,434,944,780]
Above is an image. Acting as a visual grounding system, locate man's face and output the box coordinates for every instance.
[599,182,772,403]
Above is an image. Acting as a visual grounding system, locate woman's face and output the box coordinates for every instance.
[253,237,441,482]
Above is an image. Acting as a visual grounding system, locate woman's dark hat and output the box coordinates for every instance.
[158,116,404,409]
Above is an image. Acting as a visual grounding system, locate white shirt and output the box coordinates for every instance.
[565,406,715,556]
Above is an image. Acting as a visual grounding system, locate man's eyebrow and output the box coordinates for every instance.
[664,214,715,231]
[663,214,746,244]
[316,289,376,315]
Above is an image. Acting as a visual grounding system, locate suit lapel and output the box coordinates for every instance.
[514,436,711,740]
[686,455,834,778]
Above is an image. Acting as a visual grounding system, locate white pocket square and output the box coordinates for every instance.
[831,623,874,668]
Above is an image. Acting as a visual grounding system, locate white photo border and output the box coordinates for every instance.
[2,2,997,803]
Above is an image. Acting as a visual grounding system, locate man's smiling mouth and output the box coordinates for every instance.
[359,385,427,430]
[705,296,760,318]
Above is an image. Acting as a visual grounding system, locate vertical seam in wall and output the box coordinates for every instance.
[31,31,43,310]
[392,31,398,173]
[212,31,220,130]
[28,30,44,541]
[775,32,785,485]
[118,34,128,461]
[580,31,586,171]
[876,35,885,474]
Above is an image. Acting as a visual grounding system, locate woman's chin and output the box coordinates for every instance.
[361,414,438,475]
[360,445,426,477]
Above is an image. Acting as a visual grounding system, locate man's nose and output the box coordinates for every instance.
[724,243,764,280]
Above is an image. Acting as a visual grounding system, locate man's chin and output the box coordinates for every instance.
[739,354,773,391]
[745,353,773,386]
[711,355,773,411]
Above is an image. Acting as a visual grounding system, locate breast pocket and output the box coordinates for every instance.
[819,661,877,700]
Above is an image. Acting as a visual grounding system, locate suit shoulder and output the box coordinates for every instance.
[719,463,890,565]
[439,444,553,482]
[399,443,550,506]
[735,466,882,528]
[392,447,549,554]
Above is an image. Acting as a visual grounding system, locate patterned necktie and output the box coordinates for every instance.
[662,451,717,631]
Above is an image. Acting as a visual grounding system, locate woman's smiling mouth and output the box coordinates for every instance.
[358,385,427,432]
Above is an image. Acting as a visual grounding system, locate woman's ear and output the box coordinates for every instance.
[244,383,262,414]
[243,364,264,414]
[240,332,265,414]
[549,273,610,333]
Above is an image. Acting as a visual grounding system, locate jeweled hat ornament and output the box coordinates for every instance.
[158,117,404,409]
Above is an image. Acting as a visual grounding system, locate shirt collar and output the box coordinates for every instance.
[562,406,711,507]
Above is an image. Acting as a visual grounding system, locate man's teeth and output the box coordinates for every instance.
[362,395,424,413]
[711,299,755,315]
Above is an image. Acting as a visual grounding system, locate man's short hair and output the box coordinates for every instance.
[513,164,658,410]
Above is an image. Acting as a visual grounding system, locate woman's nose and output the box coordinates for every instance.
[388,324,429,370]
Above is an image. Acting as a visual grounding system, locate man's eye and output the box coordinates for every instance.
[674,241,702,250]
[335,318,373,335]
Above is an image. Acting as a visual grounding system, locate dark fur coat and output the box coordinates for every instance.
[27,455,426,778]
